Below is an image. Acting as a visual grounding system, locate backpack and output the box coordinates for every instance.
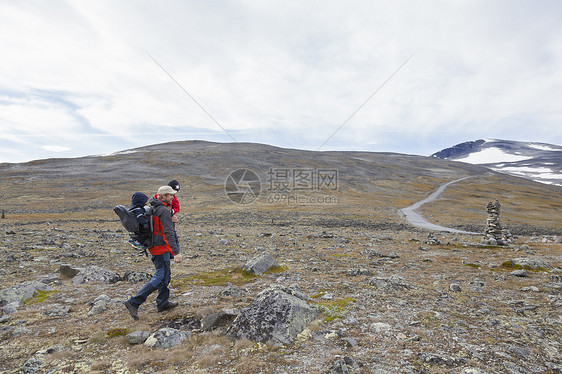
[113,205,154,248]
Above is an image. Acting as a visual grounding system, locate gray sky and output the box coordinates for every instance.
[1,0,561,163]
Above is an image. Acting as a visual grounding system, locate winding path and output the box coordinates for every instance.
[401,176,481,235]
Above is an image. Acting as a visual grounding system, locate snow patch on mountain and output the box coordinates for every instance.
[455,148,532,164]
[431,139,562,186]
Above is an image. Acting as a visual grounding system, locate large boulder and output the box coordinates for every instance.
[508,257,552,270]
[72,266,121,285]
[0,281,53,307]
[242,253,279,275]
[228,285,318,345]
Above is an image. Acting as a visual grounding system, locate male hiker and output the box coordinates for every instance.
[124,185,183,320]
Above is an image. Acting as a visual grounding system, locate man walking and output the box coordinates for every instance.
[125,185,183,320]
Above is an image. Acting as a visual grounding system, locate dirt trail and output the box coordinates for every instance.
[401,176,481,235]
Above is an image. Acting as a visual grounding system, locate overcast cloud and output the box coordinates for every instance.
[1,0,561,163]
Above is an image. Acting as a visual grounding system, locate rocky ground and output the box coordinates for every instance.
[0,212,560,374]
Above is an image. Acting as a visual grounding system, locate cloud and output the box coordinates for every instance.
[0,0,561,162]
[42,145,71,152]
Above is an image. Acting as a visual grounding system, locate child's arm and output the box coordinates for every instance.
[171,195,180,215]
[133,207,149,228]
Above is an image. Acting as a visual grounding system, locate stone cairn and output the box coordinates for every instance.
[424,232,441,245]
[483,200,512,245]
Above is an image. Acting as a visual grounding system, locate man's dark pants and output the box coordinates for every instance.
[127,252,171,309]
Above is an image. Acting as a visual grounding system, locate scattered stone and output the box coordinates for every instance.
[373,234,393,241]
[362,249,399,259]
[219,283,246,298]
[370,322,392,333]
[219,238,229,245]
[521,286,539,292]
[242,252,279,275]
[126,331,151,345]
[201,309,239,331]
[0,281,53,307]
[43,304,70,317]
[424,232,441,245]
[87,295,111,316]
[122,271,152,283]
[416,352,468,367]
[144,328,191,349]
[510,269,528,277]
[460,368,489,374]
[368,275,415,291]
[507,345,530,359]
[503,361,527,373]
[509,257,552,270]
[330,356,360,374]
[228,284,318,345]
[72,266,121,284]
[449,283,462,292]
[2,301,19,315]
[347,268,372,277]
[58,264,82,278]
[342,337,358,347]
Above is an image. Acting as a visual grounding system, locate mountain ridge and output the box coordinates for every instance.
[431,138,562,186]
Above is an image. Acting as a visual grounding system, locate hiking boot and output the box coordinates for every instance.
[157,301,179,313]
[124,301,139,320]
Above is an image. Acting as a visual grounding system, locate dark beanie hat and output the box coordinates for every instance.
[168,180,180,191]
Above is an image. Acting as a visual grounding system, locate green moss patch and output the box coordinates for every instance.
[107,328,130,338]
[24,290,58,305]
[315,297,355,322]
[173,267,258,289]
[500,261,548,272]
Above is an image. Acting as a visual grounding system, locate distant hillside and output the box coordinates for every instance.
[1,140,560,234]
[431,139,562,186]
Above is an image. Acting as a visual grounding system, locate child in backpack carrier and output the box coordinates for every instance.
[128,192,150,251]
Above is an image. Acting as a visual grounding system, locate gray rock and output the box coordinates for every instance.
[416,352,468,367]
[545,362,562,373]
[228,284,319,345]
[242,252,279,275]
[21,356,42,374]
[368,275,415,291]
[503,361,528,374]
[87,295,110,316]
[72,266,121,284]
[43,304,70,317]
[460,368,489,374]
[201,309,238,331]
[449,283,462,292]
[0,281,53,307]
[510,269,528,277]
[330,357,359,374]
[347,268,372,277]
[509,257,552,270]
[219,283,246,298]
[507,345,530,359]
[342,337,358,347]
[126,331,151,345]
[21,346,66,374]
[59,264,82,278]
[2,301,19,315]
[144,327,191,349]
[123,271,152,283]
